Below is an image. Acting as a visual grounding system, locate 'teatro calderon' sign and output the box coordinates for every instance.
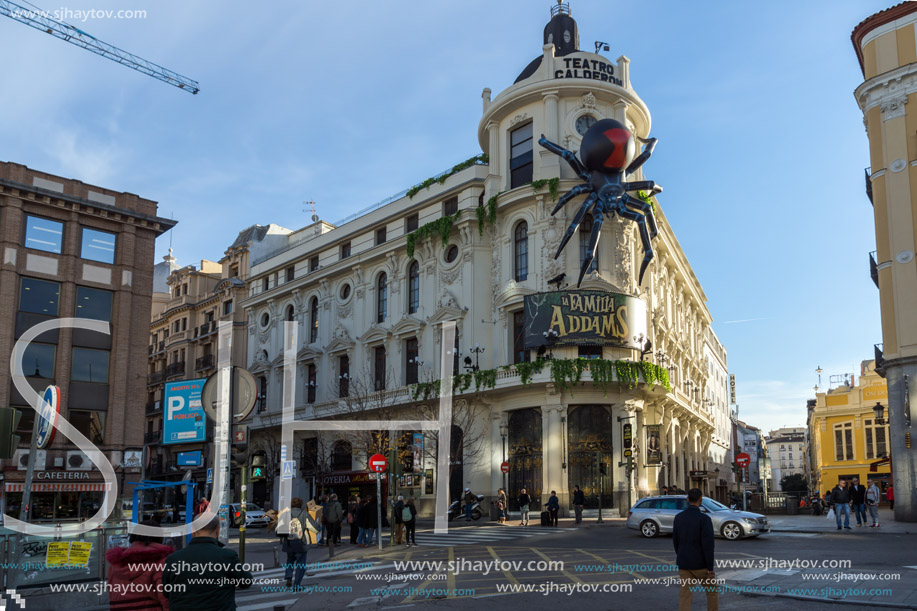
[523,290,647,350]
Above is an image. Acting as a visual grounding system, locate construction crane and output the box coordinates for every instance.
[0,0,199,94]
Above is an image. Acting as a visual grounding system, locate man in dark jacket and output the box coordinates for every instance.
[830,479,851,530]
[572,485,585,525]
[162,515,253,610]
[849,477,867,527]
[393,495,405,544]
[673,488,717,611]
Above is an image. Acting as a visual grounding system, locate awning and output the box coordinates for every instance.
[5,483,110,492]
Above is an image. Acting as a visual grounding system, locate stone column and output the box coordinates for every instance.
[543,403,566,514]
[491,412,505,499]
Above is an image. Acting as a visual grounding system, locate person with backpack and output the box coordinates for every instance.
[279,498,309,588]
[518,488,531,526]
[393,495,405,544]
[402,498,418,547]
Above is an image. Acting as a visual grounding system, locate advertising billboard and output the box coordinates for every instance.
[163,379,207,445]
[523,290,647,349]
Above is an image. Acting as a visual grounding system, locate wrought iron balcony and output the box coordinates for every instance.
[195,354,214,371]
[147,370,164,386]
[143,430,161,444]
[865,167,873,206]
[870,251,879,289]
[145,401,161,415]
[165,361,186,378]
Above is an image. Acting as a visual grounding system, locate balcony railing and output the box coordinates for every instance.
[195,354,215,371]
[143,431,161,444]
[165,361,185,378]
[869,251,879,289]
[865,167,873,206]
[147,371,164,386]
[145,402,161,415]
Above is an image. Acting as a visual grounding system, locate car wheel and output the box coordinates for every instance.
[640,520,659,538]
[721,521,743,540]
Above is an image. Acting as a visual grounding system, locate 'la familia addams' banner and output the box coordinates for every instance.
[523,290,647,350]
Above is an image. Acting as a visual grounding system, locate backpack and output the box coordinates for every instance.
[402,506,413,522]
[288,509,304,540]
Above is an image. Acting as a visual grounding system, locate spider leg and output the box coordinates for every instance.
[619,205,654,286]
[622,192,658,239]
[623,180,662,195]
[625,136,657,176]
[550,183,594,216]
[554,193,597,260]
[539,135,590,181]
[577,208,605,287]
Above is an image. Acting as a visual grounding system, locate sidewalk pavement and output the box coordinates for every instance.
[765,508,916,534]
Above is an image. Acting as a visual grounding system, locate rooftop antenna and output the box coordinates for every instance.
[304,200,319,223]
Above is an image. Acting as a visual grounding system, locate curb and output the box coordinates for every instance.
[737,588,917,609]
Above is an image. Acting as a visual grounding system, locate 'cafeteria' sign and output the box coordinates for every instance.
[524,290,646,349]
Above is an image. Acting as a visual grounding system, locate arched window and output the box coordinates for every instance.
[285,304,295,322]
[309,297,318,343]
[377,273,387,323]
[408,261,420,314]
[579,213,598,274]
[514,221,528,282]
[331,440,353,471]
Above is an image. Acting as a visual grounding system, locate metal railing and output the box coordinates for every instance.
[146,371,164,386]
[195,354,214,370]
[165,361,185,378]
[865,167,873,206]
[145,402,161,415]
[143,430,161,444]
[869,250,879,288]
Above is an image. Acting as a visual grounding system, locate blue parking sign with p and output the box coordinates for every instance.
[163,379,207,445]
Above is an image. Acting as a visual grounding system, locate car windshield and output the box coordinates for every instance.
[702,498,729,512]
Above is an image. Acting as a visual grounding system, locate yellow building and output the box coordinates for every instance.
[808,360,891,497]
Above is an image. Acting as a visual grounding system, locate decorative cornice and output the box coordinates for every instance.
[854,62,917,115]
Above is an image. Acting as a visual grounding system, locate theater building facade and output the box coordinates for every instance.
[242,4,720,515]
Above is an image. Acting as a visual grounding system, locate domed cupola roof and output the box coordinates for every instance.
[514,2,580,83]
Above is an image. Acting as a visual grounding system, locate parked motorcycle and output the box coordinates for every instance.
[446,495,484,521]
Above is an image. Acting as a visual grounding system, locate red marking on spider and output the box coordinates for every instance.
[602,128,632,169]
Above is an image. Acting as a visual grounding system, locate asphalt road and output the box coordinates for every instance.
[226,522,913,610]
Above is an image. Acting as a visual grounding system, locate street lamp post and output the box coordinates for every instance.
[499,423,508,502]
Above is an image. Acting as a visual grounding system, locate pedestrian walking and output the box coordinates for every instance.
[359,495,379,547]
[849,477,867,527]
[830,479,852,530]
[866,479,881,527]
[393,495,405,544]
[518,488,531,526]
[317,494,329,545]
[106,520,174,611]
[324,493,344,549]
[886,484,895,510]
[356,497,368,546]
[572,485,585,525]
[347,495,361,544]
[463,488,476,521]
[276,498,309,589]
[497,488,508,524]
[403,497,418,547]
[672,488,718,611]
[162,515,253,611]
[546,491,559,527]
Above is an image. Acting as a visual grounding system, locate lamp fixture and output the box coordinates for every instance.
[873,401,885,425]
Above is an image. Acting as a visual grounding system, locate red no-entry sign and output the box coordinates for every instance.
[369,453,388,473]
[500,461,510,474]
[735,452,751,468]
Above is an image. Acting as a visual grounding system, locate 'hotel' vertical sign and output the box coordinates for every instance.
[729,375,736,405]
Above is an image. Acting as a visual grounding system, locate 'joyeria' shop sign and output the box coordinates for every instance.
[524,290,647,349]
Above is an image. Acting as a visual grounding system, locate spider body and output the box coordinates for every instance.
[538,118,662,287]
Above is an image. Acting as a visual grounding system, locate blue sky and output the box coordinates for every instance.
[0,0,895,430]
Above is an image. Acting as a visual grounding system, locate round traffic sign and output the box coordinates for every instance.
[201,367,258,423]
[500,461,510,474]
[369,453,387,473]
[36,385,60,450]
[735,452,751,468]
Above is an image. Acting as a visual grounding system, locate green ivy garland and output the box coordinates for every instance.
[406,154,488,199]
[531,177,561,203]
[405,210,463,259]
[477,191,503,236]
[636,190,657,214]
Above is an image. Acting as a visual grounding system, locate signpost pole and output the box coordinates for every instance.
[239,461,247,563]
[376,473,383,551]
[596,452,603,524]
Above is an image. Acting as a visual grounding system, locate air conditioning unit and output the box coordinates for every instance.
[66,450,91,471]
[13,450,46,471]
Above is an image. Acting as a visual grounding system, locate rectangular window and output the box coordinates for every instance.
[230,264,239,277]
[339,355,349,398]
[374,346,386,391]
[376,227,387,246]
[286,266,295,282]
[834,422,854,461]
[513,311,529,364]
[181,318,187,332]
[307,363,317,404]
[80,227,116,264]
[75,286,113,321]
[173,320,181,333]
[22,343,55,378]
[510,123,534,189]
[262,277,269,292]
[70,410,105,444]
[405,338,419,385]
[578,345,603,359]
[443,197,458,216]
[864,419,889,459]
[24,215,64,254]
[71,348,109,383]
[309,256,319,272]
[406,214,419,233]
[223,300,233,315]
[341,242,351,259]
[20,277,61,316]
[182,283,188,296]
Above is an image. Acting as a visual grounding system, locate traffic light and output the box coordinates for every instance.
[250,453,265,481]
[231,427,249,468]
[599,462,607,475]
[0,408,22,459]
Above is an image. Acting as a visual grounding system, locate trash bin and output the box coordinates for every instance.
[489,501,499,521]
[786,499,799,515]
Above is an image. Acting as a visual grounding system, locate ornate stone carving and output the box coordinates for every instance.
[440,265,461,285]
[339,302,352,319]
[614,218,634,289]
[510,113,529,127]
[881,94,908,121]
[582,92,596,109]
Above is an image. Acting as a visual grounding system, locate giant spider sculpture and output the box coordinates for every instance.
[539,118,662,287]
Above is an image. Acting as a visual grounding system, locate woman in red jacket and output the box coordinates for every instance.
[106,520,174,610]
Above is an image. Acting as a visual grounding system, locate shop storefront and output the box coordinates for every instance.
[4,481,107,521]
[321,471,388,502]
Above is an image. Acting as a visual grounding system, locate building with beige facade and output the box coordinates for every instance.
[0,161,174,520]
[763,427,807,492]
[853,3,917,521]
[239,3,725,516]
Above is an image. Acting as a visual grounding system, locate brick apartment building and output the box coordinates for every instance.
[0,162,174,521]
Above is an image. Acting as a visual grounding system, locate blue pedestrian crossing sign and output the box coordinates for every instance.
[282,460,295,480]
[206,468,213,484]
